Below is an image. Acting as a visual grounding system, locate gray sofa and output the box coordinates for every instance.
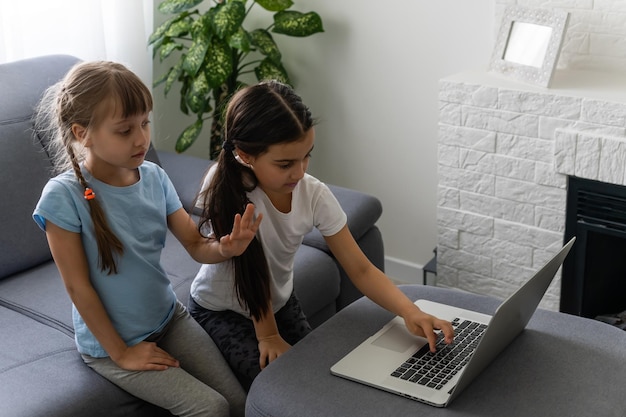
[0,55,385,417]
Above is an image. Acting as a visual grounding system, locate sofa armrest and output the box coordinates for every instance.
[302,184,383,253]
[156,150,214,212]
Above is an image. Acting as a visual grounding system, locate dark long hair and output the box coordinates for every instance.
[198,80,314,320]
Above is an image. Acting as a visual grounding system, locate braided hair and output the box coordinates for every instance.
[36,61,153,274]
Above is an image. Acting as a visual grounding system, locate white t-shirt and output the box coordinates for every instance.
[190,166,347,316]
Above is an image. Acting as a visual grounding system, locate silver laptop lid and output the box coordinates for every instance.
[447,237,576,404]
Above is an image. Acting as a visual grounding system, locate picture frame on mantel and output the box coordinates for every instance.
[489,6,570,88]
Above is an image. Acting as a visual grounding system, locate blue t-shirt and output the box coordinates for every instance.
[33,161,181,357]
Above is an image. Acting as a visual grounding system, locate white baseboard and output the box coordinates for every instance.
[384,256,424,285]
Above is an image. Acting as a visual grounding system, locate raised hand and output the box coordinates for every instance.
[218,203,263,258]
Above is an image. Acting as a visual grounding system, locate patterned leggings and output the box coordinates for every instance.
[188,291,312,391]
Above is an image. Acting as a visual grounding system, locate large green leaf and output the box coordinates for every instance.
[164,18,193,38]
[149,22,170,45]
[175,118,204,153]
[186,71,210,114]
[153,71,169,88]
[151,36,166,59]
[254,58,290,84]
[191,11,212,39]
[256,0,293,12]
[159,41,184,61]
[229,27,251,52]
[272,11,324,37]
[158,0,204,14]
[154,60,182,91]
[250,29,281,62]
[204,39,232,88]
[164,60,184,96]
[212,2,246,39]
[149,13,186,45]
[183,37,209,76]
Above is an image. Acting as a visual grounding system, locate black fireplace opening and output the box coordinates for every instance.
[561,176,626,328]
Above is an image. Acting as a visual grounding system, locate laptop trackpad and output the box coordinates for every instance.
[371,324,421,353]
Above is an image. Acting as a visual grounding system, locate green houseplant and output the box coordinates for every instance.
[149,0,324,158]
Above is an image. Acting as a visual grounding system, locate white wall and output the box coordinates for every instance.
[152,0,495,283]
[508,0,626,73]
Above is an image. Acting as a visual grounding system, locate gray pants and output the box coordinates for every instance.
[83,301,246,417]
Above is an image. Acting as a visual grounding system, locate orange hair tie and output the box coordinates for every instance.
[84,188,96,200]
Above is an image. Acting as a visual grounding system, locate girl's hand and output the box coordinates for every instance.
[218,203,263,258]
[113,341,180,371]
[402,308,454,352]
[257,334,291,369]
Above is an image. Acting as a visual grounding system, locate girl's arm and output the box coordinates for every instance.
[168,204,262,263]
[45,221,179,370]
[252,309,291,369]
[324,225,454,352]
[169,204,286,367]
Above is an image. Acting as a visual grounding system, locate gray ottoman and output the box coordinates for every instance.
[246,285,626,417]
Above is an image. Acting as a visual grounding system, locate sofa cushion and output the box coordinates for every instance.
[292,244,341,328]
[303,184,383,253]
[0,55,80,126]
[157,150,213,213]
[0,118,55,279]
[0,55,81,280]
[160,229,203,302]
[0,261,73,334]
[145,143,162,166]
[0,306,170,417]
[0,305,75,368]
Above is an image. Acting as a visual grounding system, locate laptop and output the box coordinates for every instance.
[330,237,575,407]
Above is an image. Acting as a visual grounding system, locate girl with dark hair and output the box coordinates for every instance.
[189,80,454,390]
[32,61,246,417]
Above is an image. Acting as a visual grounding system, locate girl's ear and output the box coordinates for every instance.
[71,123,90,146]
[234,149,253,167]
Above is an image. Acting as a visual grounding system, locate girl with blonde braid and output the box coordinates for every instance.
[33,60,248,417]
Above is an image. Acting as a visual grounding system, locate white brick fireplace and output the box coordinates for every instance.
[436,69,626,310]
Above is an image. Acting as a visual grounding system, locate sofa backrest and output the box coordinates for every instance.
[0,55,81,280]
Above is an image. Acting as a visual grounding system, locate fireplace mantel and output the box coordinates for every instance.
[443,69,626,102]
[436,68,626,310]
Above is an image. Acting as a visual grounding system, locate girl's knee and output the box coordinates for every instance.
[185,391,230,417]
[203,395,230,417]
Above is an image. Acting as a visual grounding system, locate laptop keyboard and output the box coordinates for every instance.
[390,317,487,390]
